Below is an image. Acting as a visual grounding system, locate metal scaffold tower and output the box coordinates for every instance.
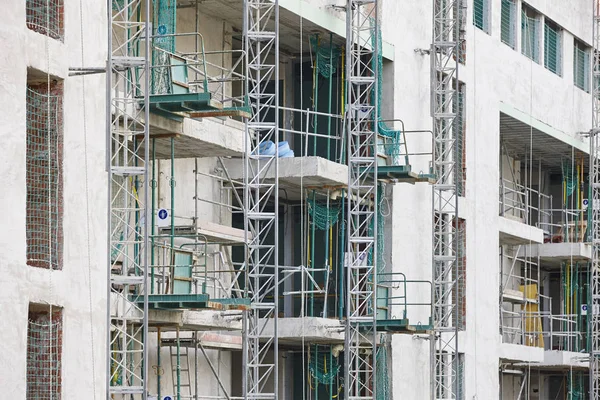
[590,0,600,397]
[431,0,461,398]
[242,0,280,398]
[107,0,150,397]
[344,0,379,399]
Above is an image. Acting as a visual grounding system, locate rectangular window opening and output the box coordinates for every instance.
[26,0,64,41]
[453,218,466,330]
[501,0,517,49]
[27,305,63,400]
[521,4,540,63]
[26,79,64,270]
[574,39,590,92]
[454,82,466,197]
[473,0,490,33]
[544,19,563,76]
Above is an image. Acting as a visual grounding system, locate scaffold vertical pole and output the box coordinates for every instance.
[431,0,461,398]
[590,1,600,397]
[344,1,379,399]
[107,0,150,398]
[242,0,280,399]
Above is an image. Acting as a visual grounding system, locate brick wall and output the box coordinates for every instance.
[27,307,63,400]
[25,0,64,41]
[26,81,63,270]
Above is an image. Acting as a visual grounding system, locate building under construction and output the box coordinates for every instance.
[3,0,600,399]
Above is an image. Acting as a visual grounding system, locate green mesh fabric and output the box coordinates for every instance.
[308,347,341,385]
[308,198,341,230]
[375,345,390,400]
[310,35,341,79]
[152,0,177,94]
[562,161,577,197]
[370,21,406,167]
[112,0,124,11]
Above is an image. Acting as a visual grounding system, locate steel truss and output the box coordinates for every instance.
[590,1,600,397]
[107,0,150,398]
[431,0,461,398]
[344,1,379,399]
[242,0,280,399]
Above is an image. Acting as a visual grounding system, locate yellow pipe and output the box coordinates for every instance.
[340,50,345,115]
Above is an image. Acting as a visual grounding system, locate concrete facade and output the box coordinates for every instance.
[2,0,595,399]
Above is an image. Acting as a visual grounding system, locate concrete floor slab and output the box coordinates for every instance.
[146,113,246,159]
[146,309,243,332]
[499,343,544,364]
[262,317,345,344]
[223,156,348,200]
[499,216,545,245]
[520,242,592,267]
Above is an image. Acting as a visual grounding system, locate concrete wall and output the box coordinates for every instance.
[0,0,108,398]
[385,0,592,398]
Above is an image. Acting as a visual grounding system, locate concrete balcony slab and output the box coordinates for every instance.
[519,242,592,267]
[146,113,246,159]
[498,216,544,245]
[499,343,545,364]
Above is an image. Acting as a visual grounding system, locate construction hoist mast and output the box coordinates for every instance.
[106,0,150,398]
[344,1,379,399]
[590,0,600,397]
[430,0,461,398]
[242,0,280,399]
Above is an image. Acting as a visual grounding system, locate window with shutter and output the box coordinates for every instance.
[521,5,539,63]
[574,39,590,92]
[501,0,516,48]
[473,0,489,33]
[544,20,562,76]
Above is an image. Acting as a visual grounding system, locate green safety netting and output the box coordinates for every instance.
[375,345,390,400]
[562,161,578,197]
[310,36,342,79]
[370,21,407,167]
[308,197,341,230]
[308,347,341,385]
[152,0,177,94]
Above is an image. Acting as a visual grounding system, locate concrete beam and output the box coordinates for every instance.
[498,216,545,245]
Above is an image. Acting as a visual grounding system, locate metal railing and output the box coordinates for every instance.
[149,32,248,110]
[500,308,586,352]
[499,178,589,242]
[499,178,553,226]
[376,272,432,327]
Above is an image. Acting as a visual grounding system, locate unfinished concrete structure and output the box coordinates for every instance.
[3,0,600,399]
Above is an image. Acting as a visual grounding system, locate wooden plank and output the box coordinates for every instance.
[188,109,252,119]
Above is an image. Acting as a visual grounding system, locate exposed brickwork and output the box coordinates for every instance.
[453,218,467,330]
[27,307,63,400]
[25,0,64,41]
[26,81,63,270]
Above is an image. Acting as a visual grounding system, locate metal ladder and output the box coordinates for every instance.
[168,342,193,399]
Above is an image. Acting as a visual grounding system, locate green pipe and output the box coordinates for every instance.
[157,327,162,398]
[329,346,333,397]
[151,138,156,294]
[313,35,320,157]
[170,137,175,284]
[326,33,334,161]
[176,328,181,400]
[310,190,316,317]
[337,190,346,319]
[314,346,318,400]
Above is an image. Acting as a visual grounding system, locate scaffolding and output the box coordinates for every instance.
[107,0,150,398]
[242,1,280,400]
[344,1,379,399]
[431,0,462,398]
[591,0,600,396]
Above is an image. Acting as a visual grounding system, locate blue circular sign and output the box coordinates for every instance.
[158,209,168,220]
[157,25,167,35]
